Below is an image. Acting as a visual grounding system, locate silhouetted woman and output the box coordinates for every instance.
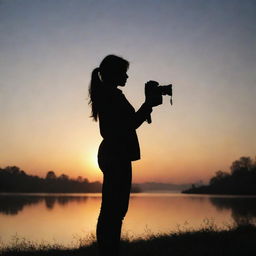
[89,55,158,256]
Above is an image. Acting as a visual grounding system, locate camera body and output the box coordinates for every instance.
[145,81,173,106]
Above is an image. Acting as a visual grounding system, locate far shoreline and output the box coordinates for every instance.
[2,191,256,197]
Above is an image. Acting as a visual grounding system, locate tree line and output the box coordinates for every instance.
[0,166,102,193]
[183,156,256,195]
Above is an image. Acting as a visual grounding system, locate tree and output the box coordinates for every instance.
[0,166,102,193]
[59,174,69,180]
[76,176,83,183]
[83,178,89,183]
[210,170,230,185]
[230,156,253,176]
[5,166,22,175]
[46,171,57,179]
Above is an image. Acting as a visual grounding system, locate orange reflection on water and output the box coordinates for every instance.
[0,193,242,247]
[0,194,101,246]
[124,194,232,237]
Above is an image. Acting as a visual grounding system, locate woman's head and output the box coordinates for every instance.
[88,54,129,121]
[99,55,129,87]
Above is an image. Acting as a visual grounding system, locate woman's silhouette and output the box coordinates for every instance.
[89,55,160,256]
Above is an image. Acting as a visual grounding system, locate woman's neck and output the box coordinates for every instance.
[104,82,118,89]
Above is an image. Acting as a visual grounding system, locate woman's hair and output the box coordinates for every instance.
[88,54,129,121]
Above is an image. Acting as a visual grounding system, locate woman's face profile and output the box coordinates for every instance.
[102,63,129,87]
[115,70,129,87]
[113,69,129,86]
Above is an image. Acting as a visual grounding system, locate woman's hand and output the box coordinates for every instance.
[144,80,163,107]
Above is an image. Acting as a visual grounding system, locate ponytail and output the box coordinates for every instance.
[88,67,102,121]
[88,55,129,121]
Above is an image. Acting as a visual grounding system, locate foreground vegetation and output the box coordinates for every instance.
[1,223,256,256]
[183,156,256,194]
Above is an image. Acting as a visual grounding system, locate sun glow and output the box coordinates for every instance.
[88,151,99,171]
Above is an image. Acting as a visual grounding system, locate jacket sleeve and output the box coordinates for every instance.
[134,103,152,129]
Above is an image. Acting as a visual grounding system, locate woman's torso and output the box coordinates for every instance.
[97,87,141,162]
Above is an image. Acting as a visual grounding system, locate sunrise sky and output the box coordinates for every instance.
[0,0,255,184]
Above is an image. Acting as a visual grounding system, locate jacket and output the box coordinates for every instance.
[97,86,152,161]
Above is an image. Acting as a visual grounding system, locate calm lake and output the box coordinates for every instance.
[1,192,256,247]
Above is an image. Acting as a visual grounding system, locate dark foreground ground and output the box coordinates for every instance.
[1,224,256,256]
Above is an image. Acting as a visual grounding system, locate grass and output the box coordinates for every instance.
[1,222,256,256]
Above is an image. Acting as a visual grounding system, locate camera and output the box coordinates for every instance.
[144,81,173,124]
[159,84,173,104]
[145,81,173,106]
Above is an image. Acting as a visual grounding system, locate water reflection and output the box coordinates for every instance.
[1,194,256,226]
[210,197,256,226]
[0,194,88,215]
[1,193,256,247]
[44,196,88,210]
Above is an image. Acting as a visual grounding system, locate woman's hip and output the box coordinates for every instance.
[98,141,131,172]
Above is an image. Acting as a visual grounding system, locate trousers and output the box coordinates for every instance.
[97,153,132,256]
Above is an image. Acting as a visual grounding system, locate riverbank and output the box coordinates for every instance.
[1,223,256,256]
